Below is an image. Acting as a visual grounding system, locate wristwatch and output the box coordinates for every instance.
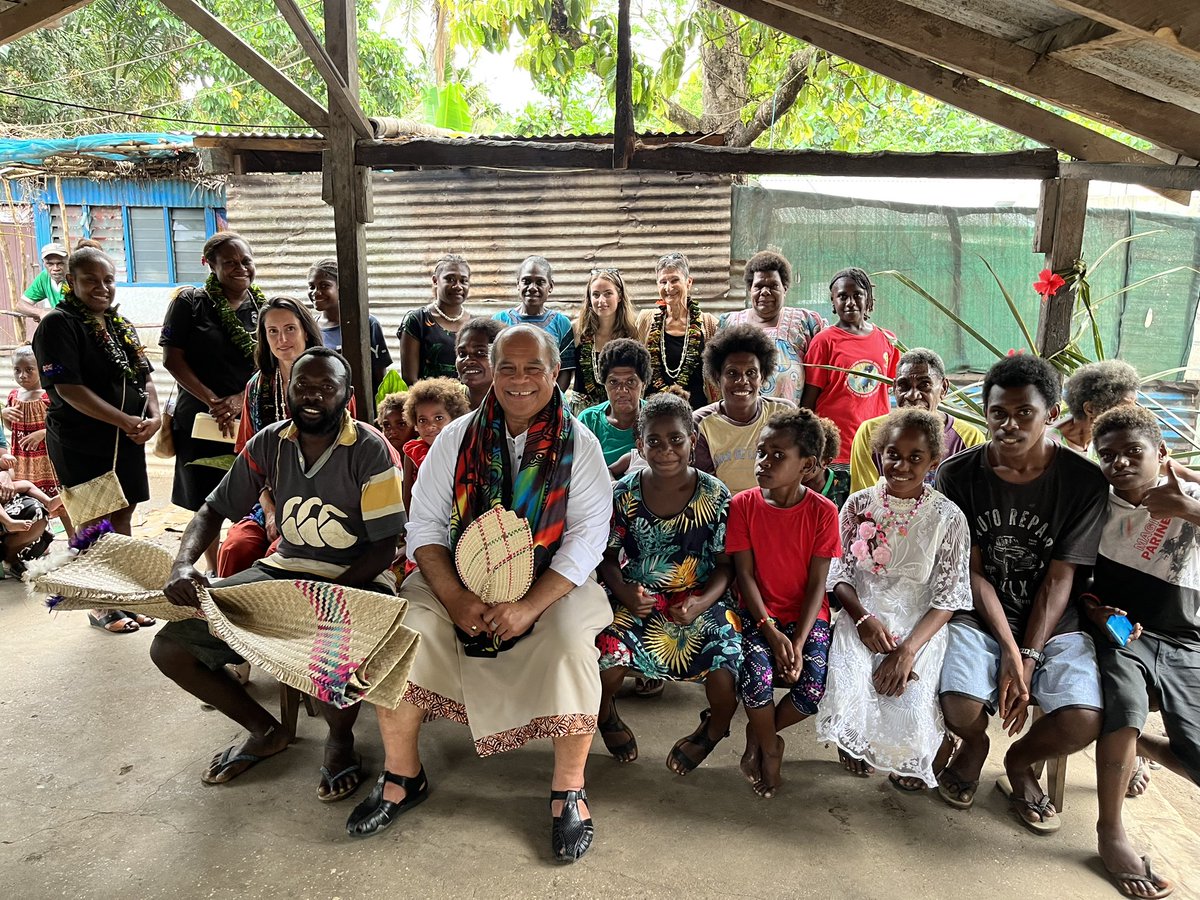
[1019,647,1046,665]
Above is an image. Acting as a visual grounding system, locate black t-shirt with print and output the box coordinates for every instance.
[936,442,1108,640]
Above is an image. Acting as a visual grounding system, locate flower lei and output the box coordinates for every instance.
[648,298,704,393]
[203,272,264,359]
[60,287,150,390]
[849,485,929,575]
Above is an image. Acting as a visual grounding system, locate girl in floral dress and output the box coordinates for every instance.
[816,408,972,790]
[596,392,742,775]
[4,346,70,536]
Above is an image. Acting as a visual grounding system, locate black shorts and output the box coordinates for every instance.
[157,563,394,671]
[1099,633,1200,787]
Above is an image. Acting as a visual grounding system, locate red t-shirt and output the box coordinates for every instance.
[803,324,898,464]
[403,437,431,469]
[725,487,842,624]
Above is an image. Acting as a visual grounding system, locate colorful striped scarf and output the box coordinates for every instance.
[450,387,574,581]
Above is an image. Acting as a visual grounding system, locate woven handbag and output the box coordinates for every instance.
[152,387,176,459]
[60,383,128,525]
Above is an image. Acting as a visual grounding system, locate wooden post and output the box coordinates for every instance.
[612,0,633,169]
[324,0,374,421]
[1034,177,1089,357]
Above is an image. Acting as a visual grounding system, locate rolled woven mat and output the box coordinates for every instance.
[30,532,421,709]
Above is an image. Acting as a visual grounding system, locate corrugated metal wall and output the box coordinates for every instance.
[226,169,738,334]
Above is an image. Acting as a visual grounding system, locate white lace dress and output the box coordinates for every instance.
[815,482,972,786]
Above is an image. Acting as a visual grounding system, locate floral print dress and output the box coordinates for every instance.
[597,470,743,681]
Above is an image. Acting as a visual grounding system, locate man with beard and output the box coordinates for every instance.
[154,347,404,800]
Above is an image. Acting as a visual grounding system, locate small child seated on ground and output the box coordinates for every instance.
[726,407,842,799]
[1086,405,1200,900]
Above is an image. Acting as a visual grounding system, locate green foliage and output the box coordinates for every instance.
[0,0,422,134]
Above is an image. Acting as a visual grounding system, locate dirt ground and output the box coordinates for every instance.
[1,486,1197,899]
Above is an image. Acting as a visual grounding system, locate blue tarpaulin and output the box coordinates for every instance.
[0,133,193,167]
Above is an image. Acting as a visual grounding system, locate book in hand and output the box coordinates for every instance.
[191,412,238,444]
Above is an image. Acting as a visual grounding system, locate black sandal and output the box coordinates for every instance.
[667,708,727,776]
[550,788,593,863]
[87,610,138,634]
[598,701,638,762]
[345,767,428,838]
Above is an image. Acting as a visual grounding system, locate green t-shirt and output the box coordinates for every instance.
[577,401,638,467]
[23,270,66,307]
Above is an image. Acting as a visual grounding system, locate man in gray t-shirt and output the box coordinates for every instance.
[154,348,403,800]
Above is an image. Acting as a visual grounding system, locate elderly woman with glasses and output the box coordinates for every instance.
[577,339,652,467]
[571,267,642,411]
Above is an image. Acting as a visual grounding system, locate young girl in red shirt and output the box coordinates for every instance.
[800,268,898,507]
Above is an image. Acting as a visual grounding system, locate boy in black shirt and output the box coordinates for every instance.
[935,356,1107,834]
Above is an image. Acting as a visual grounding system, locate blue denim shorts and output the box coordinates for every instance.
[938,621,1102,714]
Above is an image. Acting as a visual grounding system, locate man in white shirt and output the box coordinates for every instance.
[348,325,612,862]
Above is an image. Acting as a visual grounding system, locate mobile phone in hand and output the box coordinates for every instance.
[1106,614,1135,646]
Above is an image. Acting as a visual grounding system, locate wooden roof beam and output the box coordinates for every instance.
[1046,1,1200,64]
[717,0,1190,203]
[272,0,373,140]
[0,0,92,44]
[747,0,1200,160]
[158,0,327,132]
[1017,17,1123,55]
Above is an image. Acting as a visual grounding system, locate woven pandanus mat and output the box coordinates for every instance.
[31,533,420,709]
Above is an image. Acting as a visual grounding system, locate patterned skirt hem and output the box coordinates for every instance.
[474,713,598,758]
[403,682,469,726]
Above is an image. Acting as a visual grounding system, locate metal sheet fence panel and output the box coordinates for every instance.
[226,169,735,338]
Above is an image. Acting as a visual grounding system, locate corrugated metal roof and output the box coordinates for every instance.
[226,168,746,335]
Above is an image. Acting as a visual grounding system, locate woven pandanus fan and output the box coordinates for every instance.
[453,507,535,604]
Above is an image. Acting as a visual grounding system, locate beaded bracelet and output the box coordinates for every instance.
[756,615,776,630]
[855,612,875,627]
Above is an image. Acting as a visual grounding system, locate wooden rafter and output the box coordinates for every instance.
[157,0,327,132]
[272,0,373,140]
[717,0,1191,203]
[0,0,92,44]
[746,0,1200,160]
[1046,0,1200,64]
[1017,17,1123,55]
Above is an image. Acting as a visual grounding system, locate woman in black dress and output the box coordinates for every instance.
[398,253,471,385]
[639,252,718,410]
[160,232,263,573]
[32,246,161,633]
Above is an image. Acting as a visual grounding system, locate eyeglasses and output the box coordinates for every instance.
[591,267,622,277]
[605,377,643,393]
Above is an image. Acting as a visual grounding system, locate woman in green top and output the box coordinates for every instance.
[576,339,650,467]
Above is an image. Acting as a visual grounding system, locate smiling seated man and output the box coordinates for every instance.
[349,324,613,862]
[152,347,404,803]
[848,347,985,493]
[933,355,1108,835]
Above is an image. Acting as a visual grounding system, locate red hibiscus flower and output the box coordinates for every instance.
[1034,268,1066,302]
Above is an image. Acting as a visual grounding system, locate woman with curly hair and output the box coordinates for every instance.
[693,323,794,494]
[161,231,264,573]
[639,252,719,410]
[1055,360,1140,455]
[576,338,651,467]
[571,267,641,411]
[399,254,472,385]
[722,251,825,402]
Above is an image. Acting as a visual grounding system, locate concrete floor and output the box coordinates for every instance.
[2,506,1198,899]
